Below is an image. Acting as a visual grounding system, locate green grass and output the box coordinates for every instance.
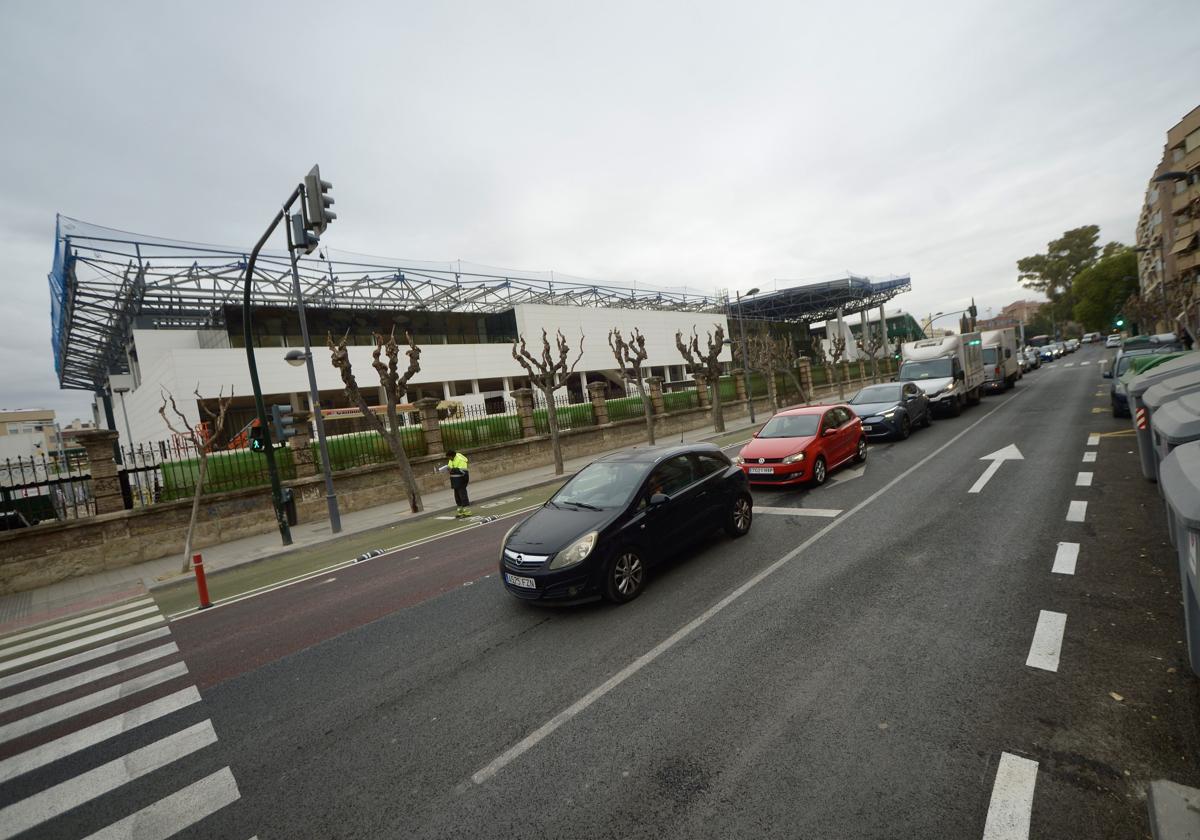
[533,402,595,433]
[320,429,426,472]
[605,395,647,422]
[662,390,699,412]
[160,447,297,501]
[441,415,524,448]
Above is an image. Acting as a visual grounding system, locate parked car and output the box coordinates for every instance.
[1023,347,1042,369]
[1065,338,1080,352]
[1105,333,1186,416]
[736,405,866,487]
[1105,334,1122,348]
[1082,332,1101,344]
[847,382,932,440]
[1039,345,1056,363]
[499,443,752,604]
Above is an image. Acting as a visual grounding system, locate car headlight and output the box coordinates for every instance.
[734,455,745,465]
[781,451,805,465]
[549,531,597,569]
[882,409,898,418]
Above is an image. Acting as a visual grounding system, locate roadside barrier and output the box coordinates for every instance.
[192,553,212,609]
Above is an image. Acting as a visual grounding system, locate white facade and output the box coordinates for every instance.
[100,304,731,445]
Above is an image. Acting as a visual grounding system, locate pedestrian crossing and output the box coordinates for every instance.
[0,595,246,838]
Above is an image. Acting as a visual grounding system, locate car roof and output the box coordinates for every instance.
[771,404,843,416]
[596,442,724,464]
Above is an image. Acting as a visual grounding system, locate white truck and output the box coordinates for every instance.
[980,328,1020,392]
[898,332,985,416]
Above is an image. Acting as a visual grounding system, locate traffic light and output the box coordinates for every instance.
[303,164,336,236]
[271,404,297,442]
[969,303,978,318]
[290,212,319,255]
[1115,317,1125,328]
[248,422,267,453]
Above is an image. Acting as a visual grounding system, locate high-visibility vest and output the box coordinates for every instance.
[447,453,469,474]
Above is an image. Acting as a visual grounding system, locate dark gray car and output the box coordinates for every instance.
[848,382,932,440]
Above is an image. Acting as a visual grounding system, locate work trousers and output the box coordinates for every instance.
[451,472,470,507]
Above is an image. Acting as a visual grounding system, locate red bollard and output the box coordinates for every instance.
[192,553,212,609]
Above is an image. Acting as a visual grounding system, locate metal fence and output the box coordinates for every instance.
[661,388,700,412]
[121,440,295,505]
[441,401,523,449]
[0,453,94,526]
[533,394,596,434]
[319,426,427,471]
[605,394,647,421]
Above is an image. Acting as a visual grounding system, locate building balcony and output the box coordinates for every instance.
[1172,183,1199,213]
[1177,250,1198,274]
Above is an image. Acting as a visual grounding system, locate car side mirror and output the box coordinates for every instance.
[955,371,965,381]
[649,493,670,506]
[823,428,837,437]
[1102,370,1113,379]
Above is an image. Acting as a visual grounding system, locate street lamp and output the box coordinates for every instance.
[281,345,342,534]
[111,385,141,505]
[726,287,760,423]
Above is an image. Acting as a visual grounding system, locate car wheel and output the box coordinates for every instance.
[949,396,962,417]
[898,416,911,440]
[724,494,753,537]
[920,408,932,428]
[810,456,828,486]
[854,437,867,463]
[603,549,646,604]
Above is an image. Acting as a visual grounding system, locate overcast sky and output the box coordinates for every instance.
[1,0,1196,422]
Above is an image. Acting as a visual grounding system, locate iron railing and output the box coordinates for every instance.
[0,452,94,525]
[441,401,523,449]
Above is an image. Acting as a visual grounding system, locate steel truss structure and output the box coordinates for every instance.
[730,275,912,325]
[48,215,910,391]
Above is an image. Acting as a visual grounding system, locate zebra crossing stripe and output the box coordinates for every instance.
[81,766,240,840]
[0,616,166,676]
[0,598,155,650]
[0,720,217,840]
[0,606,161,659]
[0,642,179,716]
[0,627,171,693]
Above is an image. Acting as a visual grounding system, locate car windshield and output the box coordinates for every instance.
[850,385,900,404]
[551,461,647,509]
[900,359,952,379]
[758,414,820,438]
[982,348,999,364]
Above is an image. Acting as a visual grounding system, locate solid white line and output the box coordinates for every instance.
[0,642,179,715]
[1075,472,1093,487]
[0,599,154,649]
[1086,434,1100,446]
[0,627,172,692]
[1082,451,1097,463]
[0,686,201,784]
[470,388,1027,785]
[754,506,842,518]
[1026,611,1067,672]
[0,720,217,840]
[982,752,1038,840]
[169,502,547,621]
[1066,500,1087,522]
[0,616,166,676]
[1052,542,1079,576]
[0,661,189,744]
[82,765,240,840]
[968,461,1004,494]
[0,606,161,658]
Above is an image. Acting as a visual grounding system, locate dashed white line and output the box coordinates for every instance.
[0,598,154,649]
[1080,361,1091,366]
[982,752,1038,840]
[0,616,166,676]
[1075,472,1093,487]
[1066,500,1087,522]
[0,605,161,658]
[1086,434,1100,446]
[82,765,240,840]
[0,686,201,784]
[0,720,217,840]
[1026,610,1067,672]
[0,661,188,744]
[1064,362,1075,367]
[0,626,171,692]
[1052,542,1079,576]
[0,642,179,715]
[1082,451,1097,463]
[753,506,842,518]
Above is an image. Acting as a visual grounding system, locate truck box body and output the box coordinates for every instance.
[981,328,1020,391]
[898,332,985,414]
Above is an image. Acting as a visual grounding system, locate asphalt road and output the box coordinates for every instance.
[5,343,1199,839]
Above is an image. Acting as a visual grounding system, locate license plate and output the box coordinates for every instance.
[748,467,774,474]
[862,425,874,431]
[504,573,536,589]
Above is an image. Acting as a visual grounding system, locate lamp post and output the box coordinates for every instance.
[923,309,971,334]
[726,287,760,423]
[111,385,141,505]
[283,342,341,533]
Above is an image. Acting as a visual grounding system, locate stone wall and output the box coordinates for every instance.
[0,397,771,596]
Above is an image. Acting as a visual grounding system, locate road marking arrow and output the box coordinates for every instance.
[968,444,1023,494]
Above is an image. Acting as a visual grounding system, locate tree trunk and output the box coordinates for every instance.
[382,430,423,512]
[543,385,565,474]
[766,369,779,411]
[180,452,209,573]
[782,369,806,405]
[635,377,655,445]
[710,380,725,432]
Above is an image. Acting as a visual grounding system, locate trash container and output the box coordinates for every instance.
[1151,391,1200,544]
[1127,353,1200,480]
[281,486,298,526]
[1158,441,1200,675]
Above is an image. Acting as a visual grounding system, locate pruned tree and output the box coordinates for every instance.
[676,324,726,432]
[329,328,424,513]
[860,329,885,383]
[513,329,584,475]
[159,386,234,574]
[829,334,848,400]
[609,327,654,444]
[744,331,780,412]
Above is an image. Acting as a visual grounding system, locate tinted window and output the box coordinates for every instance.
[693,453,729,477]
[851,385,901,404]
[982,348,999,364]
[647,455,695,496]
[900,359,952,379]
[758,414,820,437]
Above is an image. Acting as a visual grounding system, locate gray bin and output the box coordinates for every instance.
[1152,391,1200,544]
[1127,353,1200,480]
[1159,442,1200,675]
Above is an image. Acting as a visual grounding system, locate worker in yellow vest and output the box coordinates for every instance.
[446,449,471,517]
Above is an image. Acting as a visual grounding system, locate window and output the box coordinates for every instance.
[647,456,695,497]
[692,452,729,478]
[904,384,920,400]
[820,412,838,432]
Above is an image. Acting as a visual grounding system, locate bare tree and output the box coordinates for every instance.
[609,327,655,444]
[512,329,584,475]
[676,324,727,432]
[159,386,234,574]
[860,329,884,383]
[829,334,848,400]
[329,328,424,513]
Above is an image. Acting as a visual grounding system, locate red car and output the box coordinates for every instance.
[735,404,867,487]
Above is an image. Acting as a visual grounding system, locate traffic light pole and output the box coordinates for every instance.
[285,213,342,534]
[242,185,304,547]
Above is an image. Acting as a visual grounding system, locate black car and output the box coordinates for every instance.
[847,382,932,440]
[499,444,752,604]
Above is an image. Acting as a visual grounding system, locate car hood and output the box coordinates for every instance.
[740,435,817,459]
[905,377,951,396]
[505,504,616,554]
[847,401,898,417]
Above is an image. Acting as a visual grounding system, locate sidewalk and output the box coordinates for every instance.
[0,408,788,632]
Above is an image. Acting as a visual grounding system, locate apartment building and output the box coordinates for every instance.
[1137,105,1200,333]
[0,409,58,463]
